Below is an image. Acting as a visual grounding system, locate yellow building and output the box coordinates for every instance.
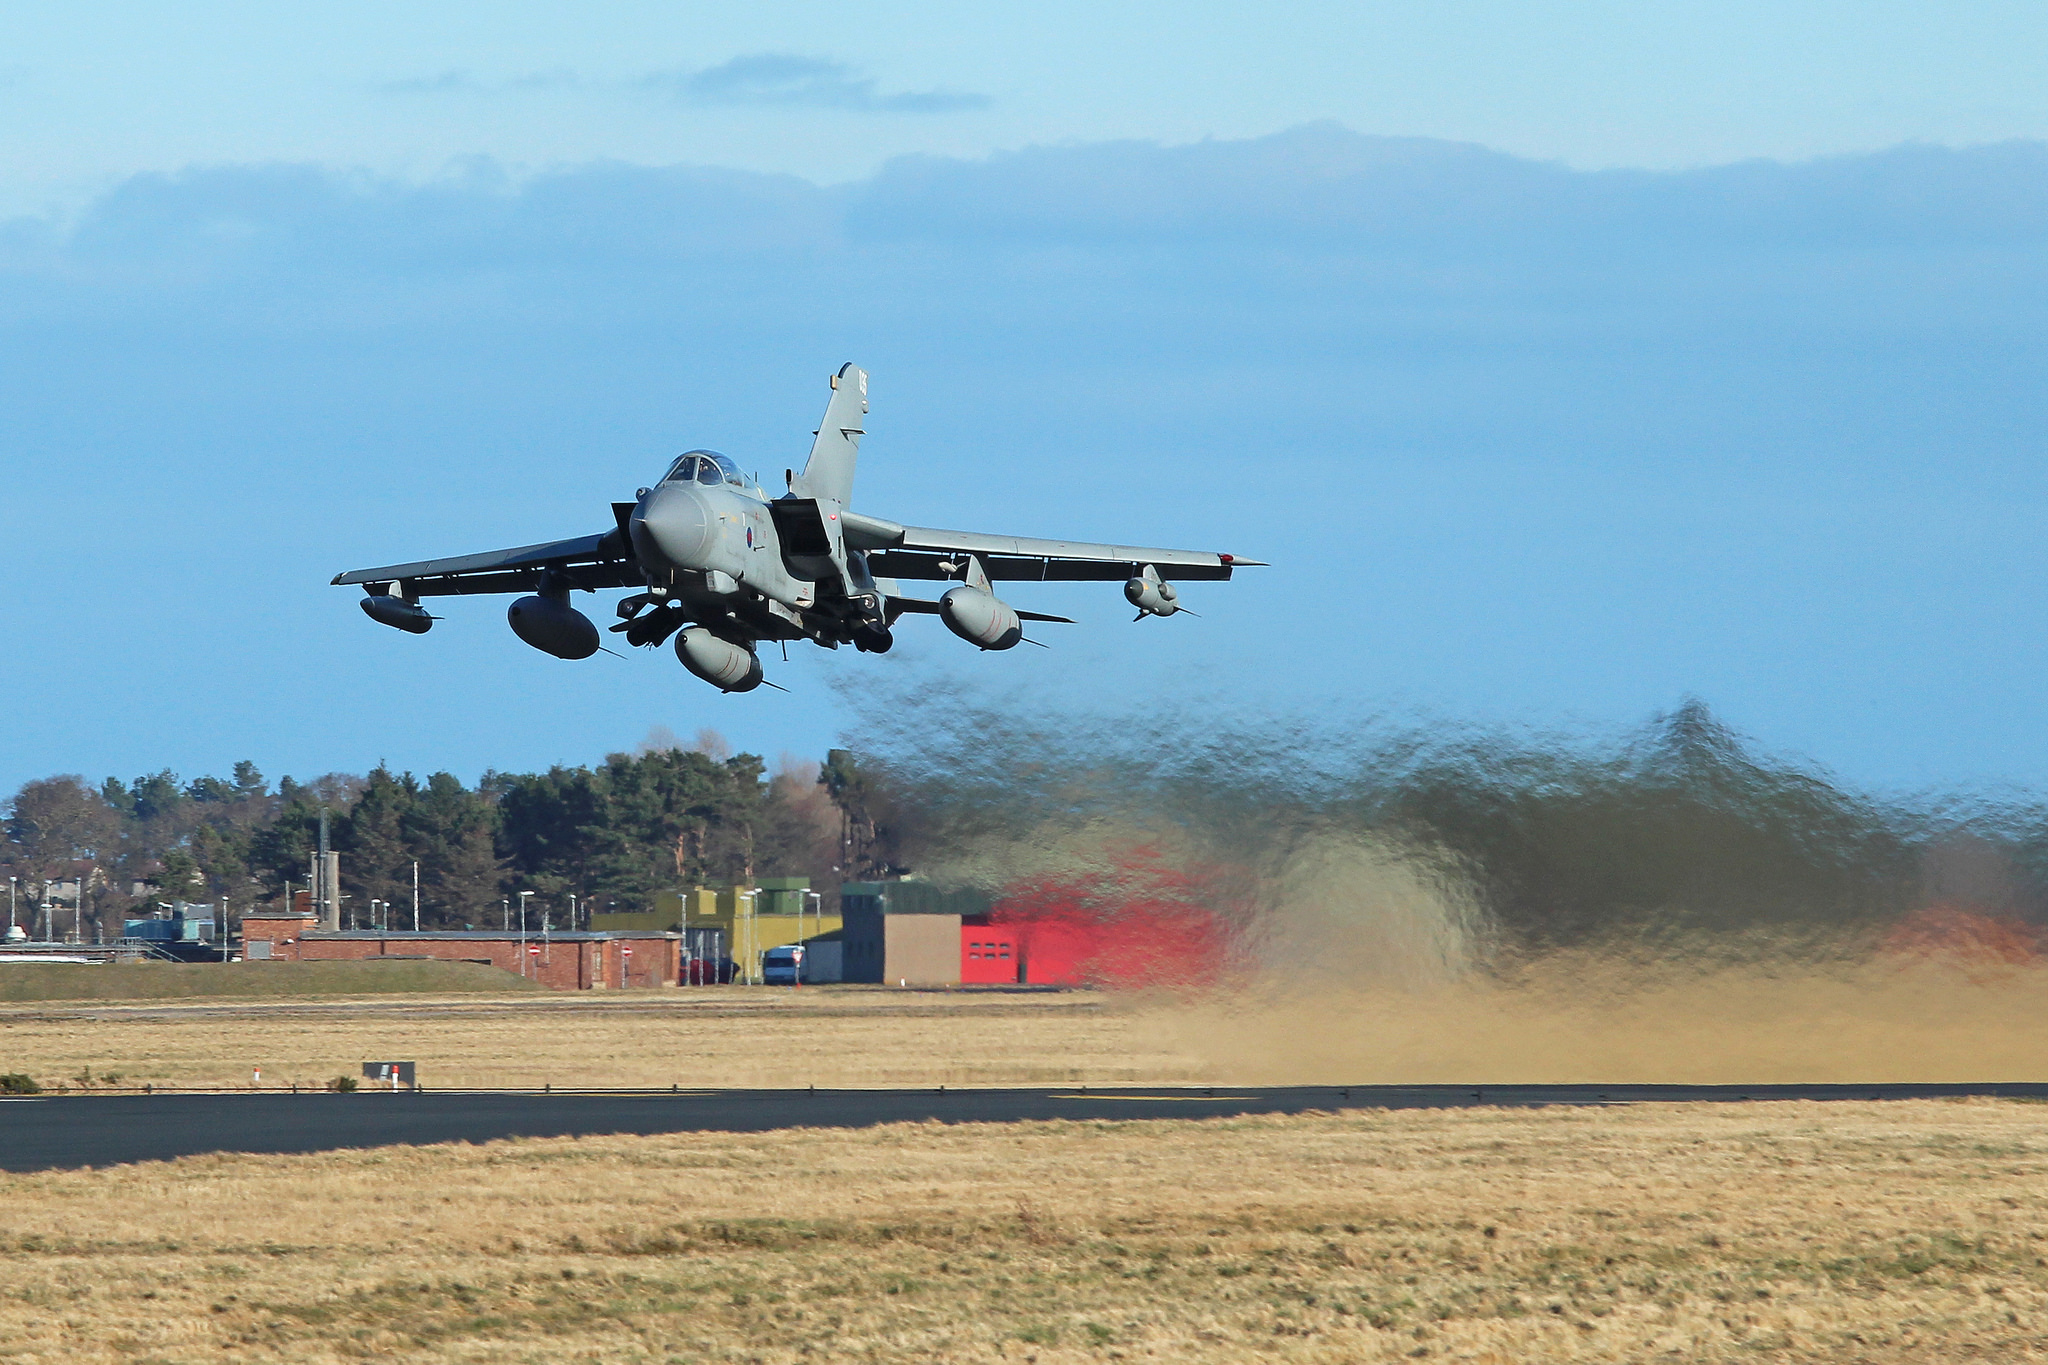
[618,878,838,983]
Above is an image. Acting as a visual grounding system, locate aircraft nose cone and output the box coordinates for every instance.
[632,485,713,570]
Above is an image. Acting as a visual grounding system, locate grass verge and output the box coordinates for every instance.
[0,959,539,1002]
[2,1099,2045,1361]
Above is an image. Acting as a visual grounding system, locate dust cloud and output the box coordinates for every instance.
[845,683,2048,1083]
[1144,950,2048,1086]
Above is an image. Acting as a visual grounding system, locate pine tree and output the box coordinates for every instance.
[341,766,417,926]
[414,773,503,927]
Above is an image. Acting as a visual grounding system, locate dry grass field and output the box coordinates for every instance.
[2,1098,2046,1362]
[0,986,1197,1091]
[14,953,2048,1093]
[1158,955,2048,1086]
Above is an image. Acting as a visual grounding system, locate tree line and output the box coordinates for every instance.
[0,736,876,938]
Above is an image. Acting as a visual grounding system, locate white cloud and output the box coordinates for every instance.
[647,54,989,115]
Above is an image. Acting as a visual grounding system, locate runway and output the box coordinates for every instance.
[1,1082,2043,1172]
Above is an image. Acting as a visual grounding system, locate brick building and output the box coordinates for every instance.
[239,913,680,989]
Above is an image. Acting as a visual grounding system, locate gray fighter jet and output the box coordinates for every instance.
[333,364,1264,692]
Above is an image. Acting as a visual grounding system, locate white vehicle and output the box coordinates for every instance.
[761,944,804,986]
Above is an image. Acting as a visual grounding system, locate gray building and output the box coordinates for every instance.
[840,881,990,985]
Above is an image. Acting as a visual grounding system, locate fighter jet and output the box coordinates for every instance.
[333,364,1264,692]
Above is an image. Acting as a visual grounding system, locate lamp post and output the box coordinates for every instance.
[738,888,757,984]
[803,889,822,983]
[412,861,420,933]
[7,876,14,935]
[517,891,533,978]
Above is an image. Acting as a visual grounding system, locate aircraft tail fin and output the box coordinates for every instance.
[790,363,867,506]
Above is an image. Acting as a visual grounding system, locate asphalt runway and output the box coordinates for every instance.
[2,1082,2045,1172]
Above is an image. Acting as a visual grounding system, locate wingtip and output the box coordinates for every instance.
[1219,554,1269,567]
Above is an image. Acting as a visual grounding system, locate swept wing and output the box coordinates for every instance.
[331,523,636,597]
[839,511,1262,582]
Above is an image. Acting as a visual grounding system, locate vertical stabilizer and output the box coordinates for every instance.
[791,363,867,507]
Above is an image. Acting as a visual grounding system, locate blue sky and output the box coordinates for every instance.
[3,4,2048,796]
[3,2,2048,212]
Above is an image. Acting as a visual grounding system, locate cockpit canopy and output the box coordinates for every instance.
[662,450,748,490]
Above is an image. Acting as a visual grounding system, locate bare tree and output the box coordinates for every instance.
[5,777,116,940]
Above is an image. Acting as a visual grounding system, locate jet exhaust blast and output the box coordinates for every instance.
[675,627,765,692]
[507,592,600,660]
[939,555,1023,651]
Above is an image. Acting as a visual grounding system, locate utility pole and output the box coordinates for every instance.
[7,876,14,935]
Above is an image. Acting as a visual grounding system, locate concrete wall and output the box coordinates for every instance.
[800,941,843,983]
[887,915,961,985]
[842,911,963,986]
[842,907,883,982]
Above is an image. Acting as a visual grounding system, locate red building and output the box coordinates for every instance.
[239,914,681,989]
[960,921,1020,983]
[981,847,1236,988]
